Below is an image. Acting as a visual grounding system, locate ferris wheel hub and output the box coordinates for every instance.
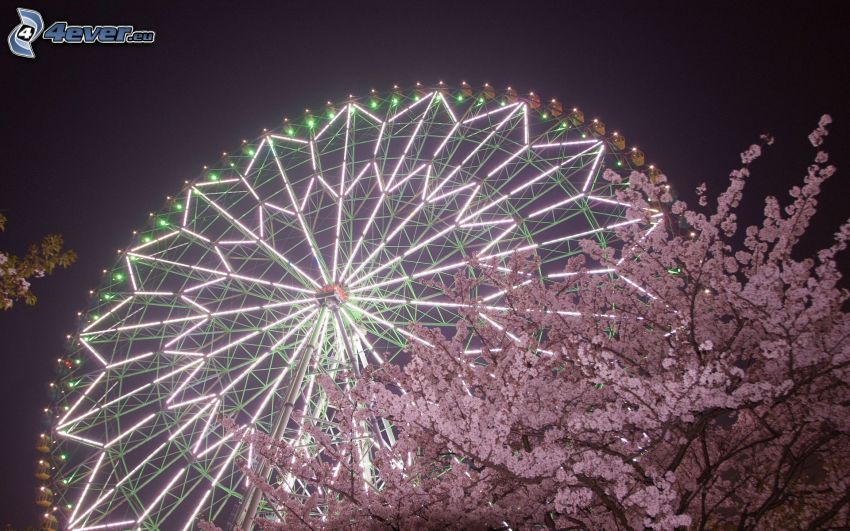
[316,284,348,307]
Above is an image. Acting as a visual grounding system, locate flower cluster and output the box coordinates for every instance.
[0,214,75,309]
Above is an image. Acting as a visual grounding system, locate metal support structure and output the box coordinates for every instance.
[48,84,658,528]
[332,307,361,378]
[236,313,323,529]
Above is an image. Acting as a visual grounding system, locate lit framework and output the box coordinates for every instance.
[41,83,665,530]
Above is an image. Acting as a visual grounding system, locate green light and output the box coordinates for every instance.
[229,162,235,167]
[369,100,378,109]
[456,94,463,101]
[414,95,420,101]
[542,113,548,119]
[286,127,295,135]
[74,359,80,365]
[209,173,218,181]
[500,100,506,106]
[103,293,114,300]
[327,110,335,118]
[142,235,152,243]
[306,118,316,128]
[60,454,67,460]
[175,203,183,211]
[616,160,622,166]
[92,314,99,321]
[157,218,169,228]
[581,133,587,139]
[391,96,399,105]
[477,97,484,104]
[247,149,255,156]
[667,267,682,276]
[114,272,125,281]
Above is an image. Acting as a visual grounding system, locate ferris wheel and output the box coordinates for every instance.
[39,82,663,530]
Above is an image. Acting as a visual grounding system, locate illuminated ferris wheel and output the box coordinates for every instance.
[39,82,662,530]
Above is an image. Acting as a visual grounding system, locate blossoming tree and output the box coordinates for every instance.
[0,214,76,309]
[222,116,849,530]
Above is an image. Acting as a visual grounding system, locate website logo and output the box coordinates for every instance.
[7,8,43,58]
[8,8,155,59]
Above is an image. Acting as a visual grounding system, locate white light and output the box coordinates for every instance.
[213,246,233,272]
[532,139,599,149]
[388,92,434,122]
[136,467,185,524]
[163,317,209,347]
[479,222,517,255]
[581,147,605,192]
[315,105,347,139]
[268,134,308,145]
[190,400,219,451]
[180,294,210,314]
[196,431,234,458]
[427,180,477,203]
[105,351,154,369]
[73,520,136,531]
[549,268,615,278]
[244,137,265,175]
[165,362,204,404]
[182,277,225,293]
[436,91,458,123]
[350,102,383,124]
[619,274,657,299]
[104,413,156,448]
[179,489,211,531]
[486,145,527,177]
[433,122,460,158]
[239,174,260,201]
[374,121,386,156]
[461,101,520,125]
[527,193,584,218]
[125,256,138,291]
[58,372,105,426]
[586,195,635,208]
[130,230,178,252]
[348,304,433,347]
[263,201,295,216]
[182,189,191,226]
[388,163,427,193]
[79,339,107,366]
[69,451,104,523]
[167,394,216,409]
[82,297,131,332]
[345,162,373,195]
[460,218,513,228]
[56,430,102,448]
[195,178,239,186]
[180,227,211,242]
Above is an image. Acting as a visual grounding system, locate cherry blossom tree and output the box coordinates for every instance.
[0,213,76,309]
[222,116,849,530]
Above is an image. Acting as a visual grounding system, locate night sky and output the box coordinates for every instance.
[1,1,848,526]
